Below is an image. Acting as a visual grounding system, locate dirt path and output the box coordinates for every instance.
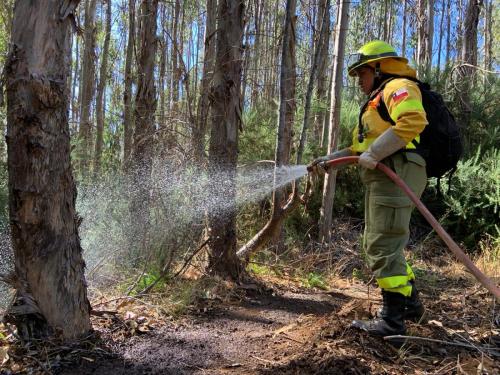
[59,279,500,375]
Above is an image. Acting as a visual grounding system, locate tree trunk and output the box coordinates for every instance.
[383,0,388,41]
[425,0,434,78]
[123,0,136,170]
[458,0,482,152]
[402,0,407,58]
[240,15,251,111]
[483,0,492,72]
[158,2,168,159]
[417,0,433,78]
[207,0,245,278]
[387,0,394,45]
[455,0,464,60]
[270,0,281,102]
[78,0,97,180]
[94,0,112,178]
[250,0,263,106]
[319,0,350,243]
[313,0,331,146]
[445,0,451,66]
[5,0,91,340]
[436,0,445,81]
[129,0,158,252]
[193,0,217,163]
[71,34,79,127]
[178,1,186,104]
[237,0,298,259]
[170,0,181,110]
[296,0,330,165]
[417,0,426,67]
[461,0,481,80]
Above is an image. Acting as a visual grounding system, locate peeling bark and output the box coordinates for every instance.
[5,0,91,339]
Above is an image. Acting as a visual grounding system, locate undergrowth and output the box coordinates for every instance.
[430,148,499,250]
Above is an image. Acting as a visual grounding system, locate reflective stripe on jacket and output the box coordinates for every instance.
[351,78,428,153]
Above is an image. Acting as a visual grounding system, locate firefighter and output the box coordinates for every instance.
[309,40,427,336]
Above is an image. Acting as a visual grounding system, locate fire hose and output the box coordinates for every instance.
[318,156,500,300]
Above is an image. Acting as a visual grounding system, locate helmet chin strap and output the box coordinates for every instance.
[372,62,386,91]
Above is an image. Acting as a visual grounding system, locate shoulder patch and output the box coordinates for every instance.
[392,88,409,103]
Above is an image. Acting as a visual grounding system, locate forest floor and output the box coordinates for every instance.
[2,257,499,375]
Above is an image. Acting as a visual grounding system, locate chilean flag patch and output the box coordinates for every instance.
[392,88,409,102]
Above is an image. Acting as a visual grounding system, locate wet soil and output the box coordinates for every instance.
[57,277,500,375]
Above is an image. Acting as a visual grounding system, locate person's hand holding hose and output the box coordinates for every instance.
[307,148,354,174]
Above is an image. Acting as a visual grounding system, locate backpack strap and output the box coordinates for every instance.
[358,76,427,143]
[375,75,424,123]
[377,93,395,125]
[358,77,395,143]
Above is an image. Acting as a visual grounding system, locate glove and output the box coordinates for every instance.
[358,128,407,169]
[307,148,354,174]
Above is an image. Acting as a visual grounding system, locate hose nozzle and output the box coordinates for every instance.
[307,161,328,174]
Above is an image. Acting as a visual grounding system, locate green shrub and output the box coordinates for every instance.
[302,271,328,290]
[432,148,500,249]
[239,104,277,164]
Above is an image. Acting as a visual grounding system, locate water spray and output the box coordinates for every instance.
[312,156,500,299]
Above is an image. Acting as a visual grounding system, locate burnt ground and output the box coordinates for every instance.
[1,271,499,375]
[52,274,498,375]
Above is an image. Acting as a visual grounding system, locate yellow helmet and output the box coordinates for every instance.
[347,40,408,76]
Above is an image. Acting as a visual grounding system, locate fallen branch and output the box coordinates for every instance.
[236,193,300,258]
[280,332,305,344]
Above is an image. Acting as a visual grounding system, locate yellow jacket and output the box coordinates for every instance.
[350,60,428,153]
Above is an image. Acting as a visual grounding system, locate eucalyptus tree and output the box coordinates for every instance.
[319,0,350,243]
[457,0,482,152]
[417,0,434,79]
[314,0,331,147]
[483,0,493,72]
[237,0,298,258]
[207,0,245,278]
[78,0,98,179]
[123,0,136,169]
[94,0,112,177]
[130,0,159,235]
[4,0,91,339]
[194,0,217,163]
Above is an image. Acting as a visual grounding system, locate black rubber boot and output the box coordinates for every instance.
[375,282,426,323]
[352,290,406,336]
[405,283,426,323]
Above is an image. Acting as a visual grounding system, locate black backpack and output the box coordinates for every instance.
[374,77,463,180]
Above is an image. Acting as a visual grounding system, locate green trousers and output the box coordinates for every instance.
[361,152,427,297]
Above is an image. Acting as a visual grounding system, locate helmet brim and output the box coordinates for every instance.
[348,56,409,76]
